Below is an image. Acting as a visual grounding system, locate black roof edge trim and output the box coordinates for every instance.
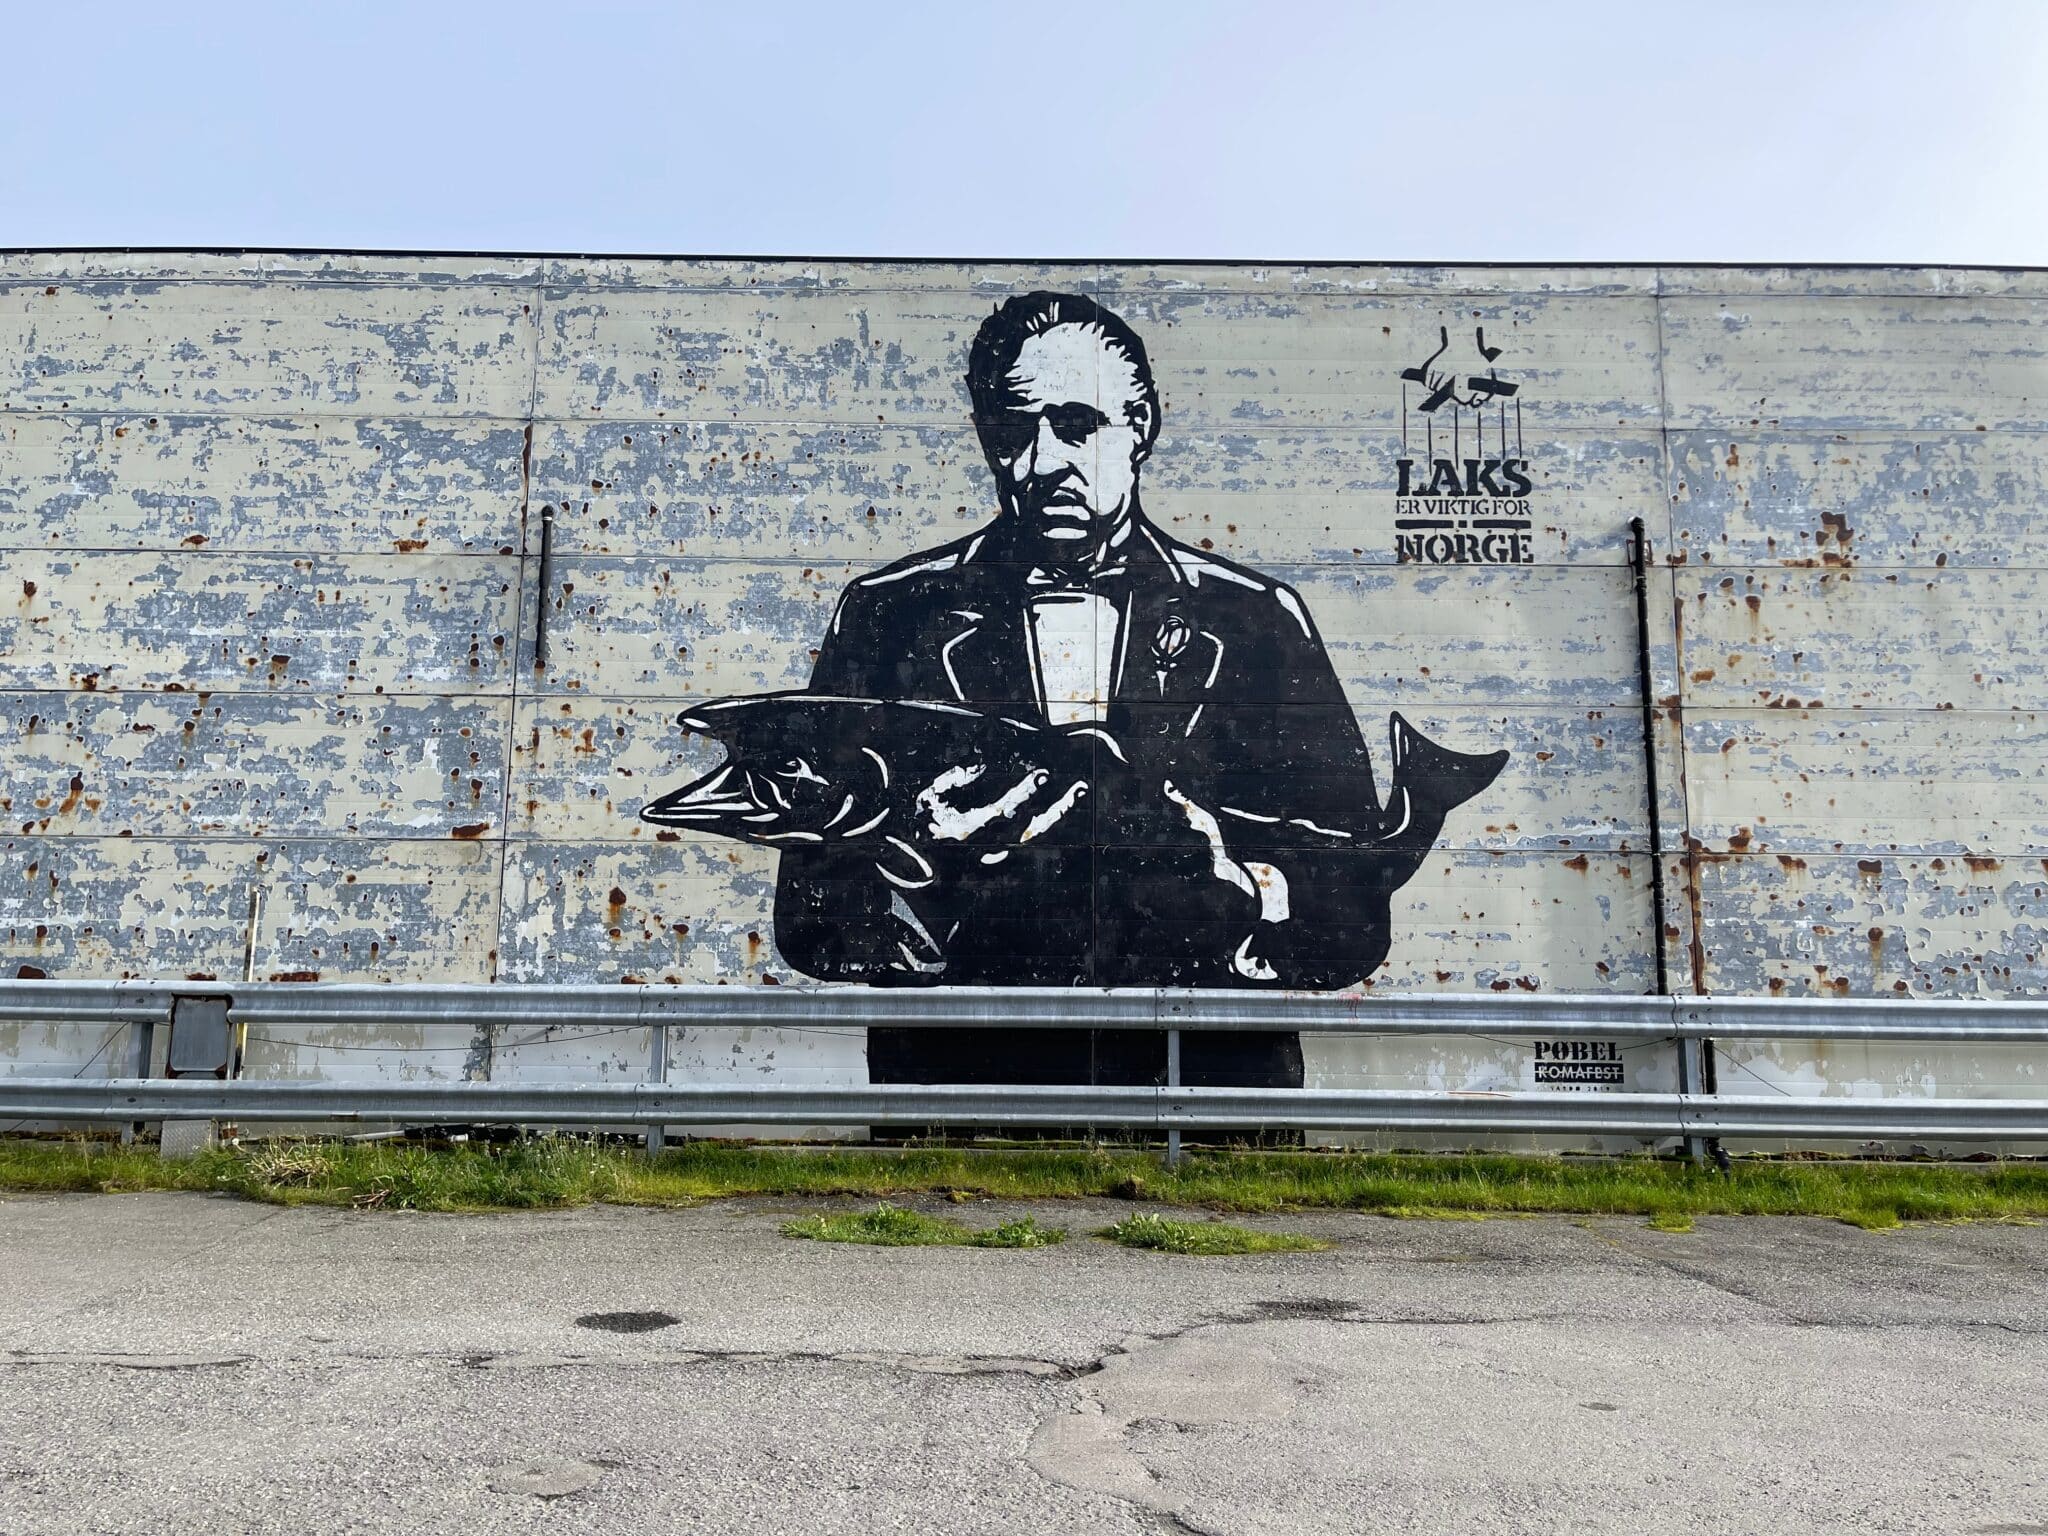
[0,246,2042,273]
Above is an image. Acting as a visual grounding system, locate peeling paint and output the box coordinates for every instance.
[3,256,2045,1107]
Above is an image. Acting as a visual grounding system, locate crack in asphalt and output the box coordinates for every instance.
[1583,1233,2048,1334]
[3,1352,254,1370]
[9,1290,2039,1381]
[0,1201,295,1350]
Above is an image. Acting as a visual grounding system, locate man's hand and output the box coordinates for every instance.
[912,761,1090,850]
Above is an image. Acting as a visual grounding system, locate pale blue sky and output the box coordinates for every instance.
[4,0,2044,263]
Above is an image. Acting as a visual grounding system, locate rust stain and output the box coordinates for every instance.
[181,533,207,548]
[1683,850,1709,994]
[449,822,489,839]
[395,538,428,553]
[1562,854,1590,872]
[268,970,320,983]
[1726,829,1753,852]
[19,580,34,602]
[55,774,83,816]
[15,964,48,980]
[1964,855,2002,874]
[519,422,534,532]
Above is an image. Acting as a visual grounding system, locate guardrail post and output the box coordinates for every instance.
[160,995,233,1159]
[1676,1016,1708,1165]
[646,1023,668,1158]
[120,1015,157,1146]
[1165,1027,1182,1168]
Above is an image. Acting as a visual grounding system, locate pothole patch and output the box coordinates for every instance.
[485,1457,606,1499]
[1246,1298,1359,1322]
[574,1310,679,1333]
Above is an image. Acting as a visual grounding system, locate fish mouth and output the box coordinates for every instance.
[641,763,775,827]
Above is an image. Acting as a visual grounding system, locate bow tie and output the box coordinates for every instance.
[1024,559,1131,592]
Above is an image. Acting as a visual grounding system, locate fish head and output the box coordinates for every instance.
[640,695,892,843]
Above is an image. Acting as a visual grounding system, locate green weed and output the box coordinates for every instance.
[4,1137,2046,1230]
[1100,1212,1329,1255]
[780,1202,1067,1248]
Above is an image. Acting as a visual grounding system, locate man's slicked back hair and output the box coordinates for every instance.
[967,291,1161,444]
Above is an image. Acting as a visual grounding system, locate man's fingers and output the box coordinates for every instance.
[918,767,1050,840]
[1014,776,1088,845]
[915,763,1094,845]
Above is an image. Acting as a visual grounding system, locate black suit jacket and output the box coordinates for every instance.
[772,513,1404,1087]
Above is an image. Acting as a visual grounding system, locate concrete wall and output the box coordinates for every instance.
[3,252,2045,1118]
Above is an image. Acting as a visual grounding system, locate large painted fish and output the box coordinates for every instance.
[641,694,1098,855]
[640,691,1504,862]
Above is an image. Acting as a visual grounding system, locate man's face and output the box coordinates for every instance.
[977,323,1155,546]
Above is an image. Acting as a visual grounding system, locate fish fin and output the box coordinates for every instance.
[1388,712,1509,804]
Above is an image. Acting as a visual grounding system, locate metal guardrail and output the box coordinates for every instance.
[5,1077,2045,1141]
[7,979,2048,1041]
[3,980,2046,1148]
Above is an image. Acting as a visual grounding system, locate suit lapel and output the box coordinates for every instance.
[932,560,1037,710]
[1110,523,1222,743]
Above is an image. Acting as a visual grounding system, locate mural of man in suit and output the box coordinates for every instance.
[734,292,1506,1088]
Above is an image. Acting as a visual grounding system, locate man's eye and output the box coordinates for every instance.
[1046,403,1109,446]
[981,413,1037,458]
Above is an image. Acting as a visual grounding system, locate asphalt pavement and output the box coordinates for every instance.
[2,1192,2044,1534]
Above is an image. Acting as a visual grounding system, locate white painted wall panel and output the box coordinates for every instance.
[2,252,2042,1122]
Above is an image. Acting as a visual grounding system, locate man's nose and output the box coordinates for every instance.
[1030,414,1084,475]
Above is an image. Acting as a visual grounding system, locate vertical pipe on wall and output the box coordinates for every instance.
[533,501,555,673]
[1629,518,1705,1161]
[1628,517,1672,1001]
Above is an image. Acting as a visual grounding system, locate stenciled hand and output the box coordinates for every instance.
[912,759,1090,850]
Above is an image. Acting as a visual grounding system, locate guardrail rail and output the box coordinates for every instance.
[4,982,2046,1154]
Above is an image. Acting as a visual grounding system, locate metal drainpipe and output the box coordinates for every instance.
[533,501,555,672]
[1629,518,1709,1163]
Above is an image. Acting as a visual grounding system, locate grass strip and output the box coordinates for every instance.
[781,1203,1066,1247]
[1101,1212,1329,1255]
[2,1138,2045,1229]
